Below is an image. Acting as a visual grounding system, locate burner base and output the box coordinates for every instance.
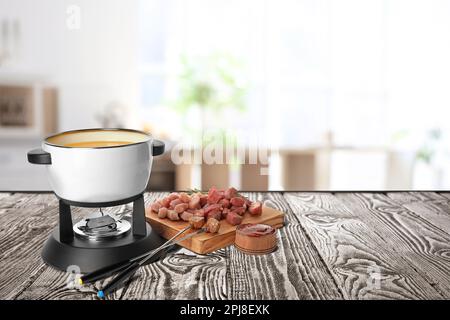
[41,223,165,273]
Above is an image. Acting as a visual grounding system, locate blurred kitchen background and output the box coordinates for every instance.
[1,0,450,191]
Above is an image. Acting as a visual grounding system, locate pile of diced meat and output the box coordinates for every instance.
[149,187,263,234]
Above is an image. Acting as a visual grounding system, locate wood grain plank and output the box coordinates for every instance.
[228,224,344,299]
[228,193,342,300]
[439,192,450,201]
[3,192,449,300]
[3,193,136,300]
[0,192,12,215]
[15,257,161,300]
[0,192,12,200]
[120,248,228,299]
[387,192,449,202]
[387,192,450,234]
[335,192,450,298]
[0,193,47,220]
[4,194,137,299]
[120,192,227,299]
[0,194,59,299]
[247,192,298,225]
[284,192,443,299]
[144,192,170,206]
[15,265,97,300]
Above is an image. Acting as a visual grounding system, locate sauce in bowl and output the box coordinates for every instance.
[236,223,275,237]
[235,223,277,255]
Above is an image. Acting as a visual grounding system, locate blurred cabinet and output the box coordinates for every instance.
[158,145,403,191]
[279,147,395,190]
[147,152,175,191]
[279,148,330,190]
[0,82,58,137]
[240,150,270,191]
[201,163,230,190]
[0,81,58,191]
[174,148,270,191]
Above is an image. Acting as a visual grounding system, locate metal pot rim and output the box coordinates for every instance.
[43,128,152,150]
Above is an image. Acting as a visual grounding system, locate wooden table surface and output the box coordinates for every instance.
[1,191,450,300]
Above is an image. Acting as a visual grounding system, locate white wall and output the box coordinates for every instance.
[0,0,139,190]
[0,0,139,130]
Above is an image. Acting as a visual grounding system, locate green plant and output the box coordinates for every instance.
[416,128,442,164]
[171,53,248,146]
[174,53,247,113]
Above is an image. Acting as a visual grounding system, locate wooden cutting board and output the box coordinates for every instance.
[145,205,285,254]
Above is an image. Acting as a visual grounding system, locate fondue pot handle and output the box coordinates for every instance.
[152,140,165,156]
[27,148,52,165]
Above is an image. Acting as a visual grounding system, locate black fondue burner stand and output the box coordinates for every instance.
[42,193,164,273]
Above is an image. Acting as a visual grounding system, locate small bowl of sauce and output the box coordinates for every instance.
[235,223,277,255]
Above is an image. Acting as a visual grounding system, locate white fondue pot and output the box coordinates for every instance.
[27,128,165,204]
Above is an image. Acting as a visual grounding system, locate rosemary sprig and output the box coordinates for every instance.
[187,188,206,195]
[187,188,247,199]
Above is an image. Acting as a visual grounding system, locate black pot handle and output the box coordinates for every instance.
[152,140,165,156]
[28,148,52,165]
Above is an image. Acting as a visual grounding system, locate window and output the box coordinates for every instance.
[138,0,450,153]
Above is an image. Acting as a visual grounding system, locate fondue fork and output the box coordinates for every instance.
[80,225,192,285]
[96,226,207,299]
